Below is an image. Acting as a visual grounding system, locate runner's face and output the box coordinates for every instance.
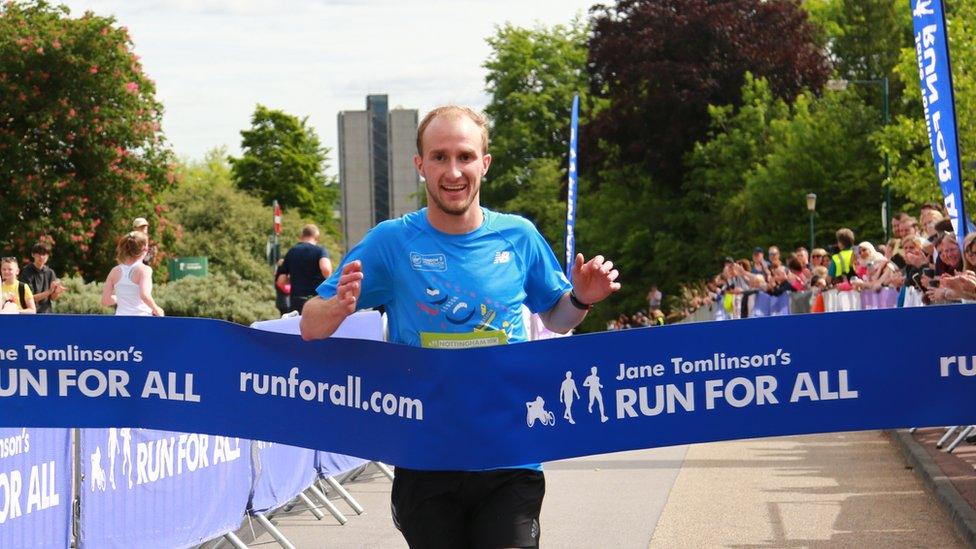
[415,115,491,217]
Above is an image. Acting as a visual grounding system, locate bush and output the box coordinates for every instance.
[54,273,280,325]
[160,149,342,285]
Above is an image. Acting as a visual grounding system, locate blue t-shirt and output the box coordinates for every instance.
[317,208,571,472]
[318,208,571,348]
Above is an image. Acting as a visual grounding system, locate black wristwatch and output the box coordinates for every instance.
[569,290,592,311]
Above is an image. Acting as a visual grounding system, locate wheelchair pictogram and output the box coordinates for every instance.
[526,396,555,427]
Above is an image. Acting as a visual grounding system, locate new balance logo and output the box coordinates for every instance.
[493,251,511,264]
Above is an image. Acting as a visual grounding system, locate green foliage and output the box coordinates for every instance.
[482,17,594,224]
[0,0,174,278]
[155,273,278,325]
[805,0,913,115]
[162,148,341,285]
[229,105,339,236]
[687,76,885,260]
[55,276,107,314]
[54,273,279,325]
[876,0,976,215]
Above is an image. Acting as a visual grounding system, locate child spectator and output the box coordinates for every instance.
[1,257,36,314]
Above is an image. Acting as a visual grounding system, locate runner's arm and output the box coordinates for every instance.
[101,268,118,307]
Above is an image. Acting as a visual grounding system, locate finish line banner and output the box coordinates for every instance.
[1,306,976,470]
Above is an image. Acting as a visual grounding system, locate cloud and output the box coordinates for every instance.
[60,0,594,169]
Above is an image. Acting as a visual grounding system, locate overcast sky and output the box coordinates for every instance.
[60,0,596,173]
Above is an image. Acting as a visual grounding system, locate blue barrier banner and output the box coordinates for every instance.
[79,428,250,548]
[910,0,970,241]
[2,307,976,470]
[249,441,316,514]
[251,310,376,499]
[565,93,580,280]
[0,428,70,549]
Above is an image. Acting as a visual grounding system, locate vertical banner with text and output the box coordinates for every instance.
[910,0,970,242]
[0,428,71,549]
[565,94,580,280]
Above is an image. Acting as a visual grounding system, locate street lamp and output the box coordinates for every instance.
[826,77,892,240]
[806,193,817,252]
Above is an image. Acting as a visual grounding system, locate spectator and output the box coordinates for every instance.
[941,233,976,302]
[646,284,662,311]
[887,212,911,260]
[934,232,963,276]
[767,266,792,296]
[768,246,782,270]
[828,228,857,284]
[786,255,807,291]
[132,217,157,265]
[900,235,932,291]
[19,242,63,314]
[852,242,899,290]
[921,209,945,241]
[133,217,149,235]
[651,309,665,326]
[850,244,869,280]
[810,248,829,271]
[810,266,829,290]
[1,256,36,314]
[963,232,976,271]
[278,224,332,314]
[794,246,811,277]
[751,247,770,276]
[101,232,164,317]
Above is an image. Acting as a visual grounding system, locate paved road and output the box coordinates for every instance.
[249,431,964,548]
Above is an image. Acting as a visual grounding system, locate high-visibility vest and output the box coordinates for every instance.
[831,249,854,278]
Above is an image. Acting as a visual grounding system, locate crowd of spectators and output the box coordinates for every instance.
[2,217,162,316]
[606,285,666,330]
[676,202,976,318]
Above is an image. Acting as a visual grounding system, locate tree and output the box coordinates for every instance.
[585,0,831,187]
[876,0,976,216]
[229,105,339,235]
[0,1,175,278]
[482,19,593,222]
[165,148,341,285]
[804,0,913,115]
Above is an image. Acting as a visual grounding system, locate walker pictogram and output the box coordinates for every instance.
[559,371,580,424]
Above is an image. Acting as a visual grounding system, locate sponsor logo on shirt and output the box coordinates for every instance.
[493,251,511,264]
[409,252,447,272]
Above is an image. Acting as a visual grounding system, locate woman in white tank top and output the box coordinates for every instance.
[101,231,164,317]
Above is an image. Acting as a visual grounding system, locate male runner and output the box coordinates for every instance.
[301,106,619,548]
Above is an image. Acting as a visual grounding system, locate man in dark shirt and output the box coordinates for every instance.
[277,224,332,314]
[19,242,63,314]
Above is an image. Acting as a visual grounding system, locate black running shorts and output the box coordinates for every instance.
[391,467,545,549]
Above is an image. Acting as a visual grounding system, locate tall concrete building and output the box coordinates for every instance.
[337,95,420,251]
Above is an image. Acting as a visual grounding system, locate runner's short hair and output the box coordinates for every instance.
[416,106,489,156]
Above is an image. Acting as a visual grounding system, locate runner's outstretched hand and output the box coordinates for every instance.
[570,253,621,305]
[300,260,364,341]
[335,260,363,316]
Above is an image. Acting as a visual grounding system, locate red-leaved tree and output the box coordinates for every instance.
[0,1,174,278]
[585,0,831,188]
